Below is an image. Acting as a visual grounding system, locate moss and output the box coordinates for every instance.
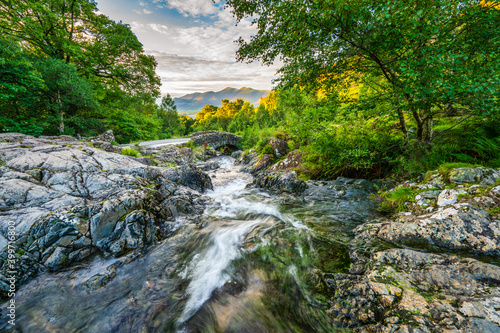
[487,207,500,216]
[436,162,482,183]
[121,146,140,158]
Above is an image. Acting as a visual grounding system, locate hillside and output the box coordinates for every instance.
[174,87,270,113]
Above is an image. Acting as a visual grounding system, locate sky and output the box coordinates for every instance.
[95,0,280,97]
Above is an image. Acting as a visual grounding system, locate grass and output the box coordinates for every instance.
[374,183,419,214]
[121,146,140,158]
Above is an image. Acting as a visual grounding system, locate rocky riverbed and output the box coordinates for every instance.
[0,132,499,332]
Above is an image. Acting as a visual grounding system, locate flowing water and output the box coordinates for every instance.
[0,156,380,332]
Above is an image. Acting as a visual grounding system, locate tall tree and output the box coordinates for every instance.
[0,0,160,97]
[35,57,98,134]
[225,0,500,143]
[156,94,183,138]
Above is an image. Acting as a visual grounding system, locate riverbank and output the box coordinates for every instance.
[1,131,499,332]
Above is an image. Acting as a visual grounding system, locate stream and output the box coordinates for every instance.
[0,156,380,332]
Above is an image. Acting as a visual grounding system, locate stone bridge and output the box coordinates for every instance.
[190,131,241,150]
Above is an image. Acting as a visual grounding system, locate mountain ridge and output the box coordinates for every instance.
[173,87,270,113]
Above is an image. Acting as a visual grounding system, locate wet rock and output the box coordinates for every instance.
[0,133,210,297]
[231,150,243,159]
[161,165,213,193]
[195,161,219,171]
[105,211,156,255]
[253,171,307,194]
[44,247,70,271]
[83,274,111,290]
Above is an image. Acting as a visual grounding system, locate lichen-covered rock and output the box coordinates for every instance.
[268,138,288,157]
[415,190,441,207]
[253,171,307,194]
[326,248,500,332]
[437,189,459,207]
[92,140,115,152]
[269,150,303,171]
[357,203,500,256]
[449,167,500,185]
[87,129,115,143]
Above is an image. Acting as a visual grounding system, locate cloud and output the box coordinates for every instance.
[149,0,219,17]
[124,1,278,96]
[133,8,154,15]
[146,50,279,96]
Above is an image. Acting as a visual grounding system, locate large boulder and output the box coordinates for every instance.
[357,203,500,256]
[154,146,193,166]
[161,165,213,193]
[448,167,500,185]
[243,154,274,175]
[0,133,211,297]
[253,171,307,194]
[268,138,288,157]
[269,150,303,171]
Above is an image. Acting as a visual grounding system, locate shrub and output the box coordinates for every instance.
[261,144,275,155]
[121,146,140,158]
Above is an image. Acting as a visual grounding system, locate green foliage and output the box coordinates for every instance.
[255,139,274,156]
[302,118,402,179]
[35,57,98,134]
[121,146,140,158]
[0,0,162,142]
[375,184,418,214]
[226,0,500,143]
[156,94,184,138]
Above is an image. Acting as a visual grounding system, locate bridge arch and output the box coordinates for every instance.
[190,131,242,150]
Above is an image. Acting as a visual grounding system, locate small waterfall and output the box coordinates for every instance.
[177,157,307,326]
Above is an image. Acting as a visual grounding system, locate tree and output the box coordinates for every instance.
[225,0,500,143]
[180,116,196,135]
[36,57,98,134]
[156,94,183,138]
[0,0,160,98]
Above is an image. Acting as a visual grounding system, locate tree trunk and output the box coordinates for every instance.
[57,89,64,134]
[420,115,434,143]
[397,107,409,143]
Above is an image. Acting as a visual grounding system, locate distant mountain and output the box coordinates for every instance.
[173,87,270,113]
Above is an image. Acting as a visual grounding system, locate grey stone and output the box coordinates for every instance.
[44,247,69,271]
[253,171,308,194]
[190,131,241,150]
